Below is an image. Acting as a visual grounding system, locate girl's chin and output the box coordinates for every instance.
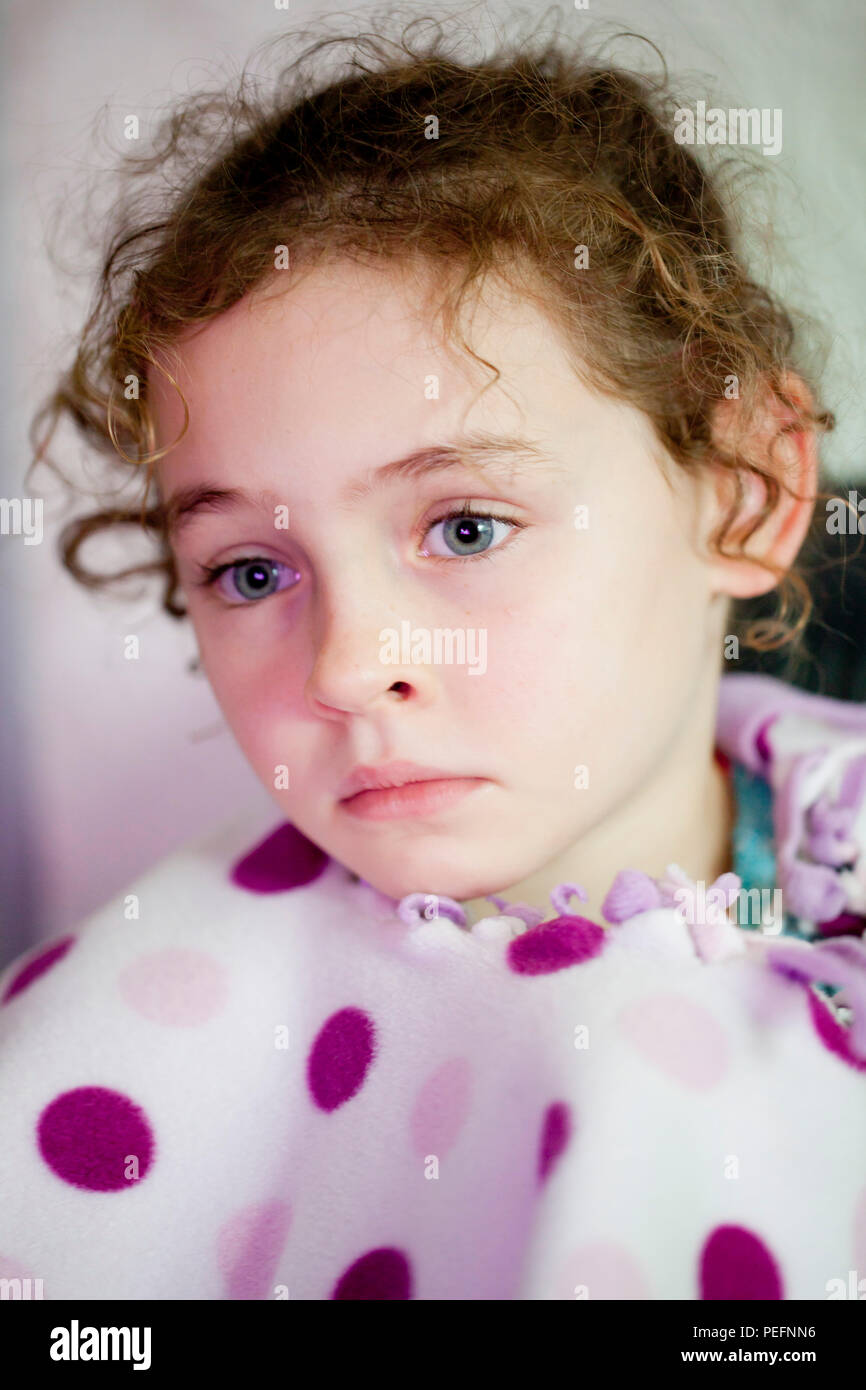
[349,864,509,908]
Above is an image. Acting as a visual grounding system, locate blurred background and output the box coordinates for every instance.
[1,0,864,967]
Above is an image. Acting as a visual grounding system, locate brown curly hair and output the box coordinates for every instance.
[26,8,836,650]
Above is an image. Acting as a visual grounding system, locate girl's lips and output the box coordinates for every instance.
[339,776,488,821]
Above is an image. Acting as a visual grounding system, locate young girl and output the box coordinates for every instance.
[3,18,866,1301]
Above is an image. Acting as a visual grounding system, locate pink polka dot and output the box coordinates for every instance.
[118,949,229,1026]
[555,1241,652,1299]
[230,822,328,892]
[216,1200,292,1300]
[0,1254,37,1280]
[37,1086,155,1191]
[507,915,606,976]
[538,1101,572,1185]
[806,988,866,1072]
[2,935,76,1004]
[409,1056,472,1158]
[617,990,730,1089]
[307,1007,377,1112]
[331,1247,412,1299]
[699,1224,783,1299]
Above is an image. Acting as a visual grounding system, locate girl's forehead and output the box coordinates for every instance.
[148,261,590,451]
[150,259,566,385]
[149,259,672,522]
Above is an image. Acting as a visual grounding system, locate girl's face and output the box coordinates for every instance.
[153,259,727,905]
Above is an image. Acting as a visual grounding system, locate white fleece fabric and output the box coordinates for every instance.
[1,677,865,1301]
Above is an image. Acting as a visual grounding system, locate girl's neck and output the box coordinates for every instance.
[460,739,736,928]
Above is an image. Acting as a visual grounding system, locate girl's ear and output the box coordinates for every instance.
[702,370,819,599]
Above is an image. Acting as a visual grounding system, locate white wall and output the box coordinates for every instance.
[2,0,863,964]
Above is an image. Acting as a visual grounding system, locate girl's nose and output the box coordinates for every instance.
[303,576,430,717]
[306,647,418,716]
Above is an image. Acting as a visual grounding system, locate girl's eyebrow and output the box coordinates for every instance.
[163,431,552,538]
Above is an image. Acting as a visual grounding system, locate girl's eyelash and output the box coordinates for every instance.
[193,503,525,595]
[194,558,259,588]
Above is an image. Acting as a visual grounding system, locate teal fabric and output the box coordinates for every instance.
[729,759,840,998]
[730,759,810,942]
[731,761,777,897]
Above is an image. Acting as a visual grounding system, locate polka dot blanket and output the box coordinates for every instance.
[1,673,865,1300]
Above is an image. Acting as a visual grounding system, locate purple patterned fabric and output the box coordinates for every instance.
[717,675,866,927]
[716,674,866,772]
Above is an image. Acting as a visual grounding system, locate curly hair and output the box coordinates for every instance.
[26,7,836,650]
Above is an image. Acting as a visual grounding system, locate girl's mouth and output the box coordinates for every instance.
[339,777,488,821]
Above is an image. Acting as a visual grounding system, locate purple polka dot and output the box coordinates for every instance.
[307,1007,376,1112]
[755,715,778,763]
[230,822,328,893]
[37,1086,155,1192]
[699,1224,783,1299]
[507,915,606,976]
[817,911,866,939]
[538,1101,572,1185]
[807,989,866,1072]
[331,1247,412,1299]
[2,935,76,1004]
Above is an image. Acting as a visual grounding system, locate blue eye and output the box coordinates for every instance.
[421,507,519,559]
[197,557,300,604]
[195,506,523,606]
